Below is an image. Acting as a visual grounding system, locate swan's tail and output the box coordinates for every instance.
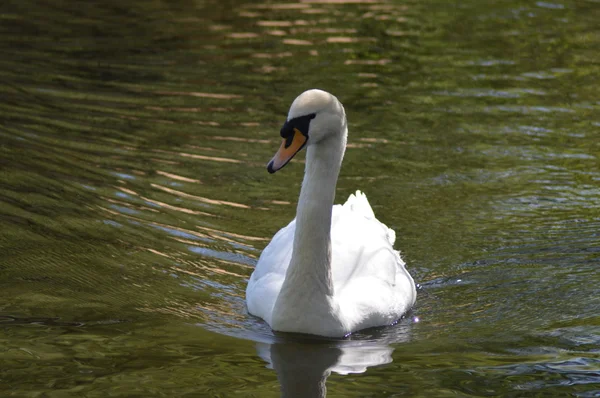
[344,190,375,219]
[344,190,396,245]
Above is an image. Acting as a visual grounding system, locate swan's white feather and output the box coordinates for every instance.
[343,190,375,219]
[246,190,416,335]
[343,190,396,245]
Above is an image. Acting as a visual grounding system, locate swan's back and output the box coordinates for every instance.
[246,191,416,331]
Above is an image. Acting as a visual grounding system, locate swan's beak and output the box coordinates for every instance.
[267,128,307,173]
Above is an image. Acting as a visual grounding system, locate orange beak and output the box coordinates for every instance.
[267,128,308,173]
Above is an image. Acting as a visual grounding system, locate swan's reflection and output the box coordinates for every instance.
[255,321,412,397]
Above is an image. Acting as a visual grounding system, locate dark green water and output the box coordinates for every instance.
[1,0,599,396]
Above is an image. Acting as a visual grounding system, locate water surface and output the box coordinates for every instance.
[1,0,600,396]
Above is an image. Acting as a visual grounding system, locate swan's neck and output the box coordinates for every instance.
[284,130,347,296]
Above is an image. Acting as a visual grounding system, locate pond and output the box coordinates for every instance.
[1,0,599,396]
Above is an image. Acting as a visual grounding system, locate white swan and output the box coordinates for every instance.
[246,89,416,337]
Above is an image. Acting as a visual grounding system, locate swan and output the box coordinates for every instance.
[246,89,416,337]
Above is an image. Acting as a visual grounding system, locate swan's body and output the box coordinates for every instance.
[246,89,416,337]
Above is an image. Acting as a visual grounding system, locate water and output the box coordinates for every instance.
[1,0,599,396]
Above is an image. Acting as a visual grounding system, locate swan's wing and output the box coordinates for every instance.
[330,204,398,288]
[248,191,415,330]
[343,190,395,245]
[334,191,403,284]
[343,190,376,220]
[331,192,416,329]
[246,219,295,324]
[250,219,295,280]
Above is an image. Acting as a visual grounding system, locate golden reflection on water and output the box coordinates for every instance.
[157,91,243,100]
[228,0,411,65]
[265,30,287,36]
[257,20,295,27]
[282,39,314,45]
[270,200,292,205]
[196,225,269,243]
[155,170,201,184]
[150,157,178,165]
[141,197,213,216]
[146,248,173,259]
[228,32,259,39]
[116,186,139,196]
[149,220,261,251]
[173,256,250,279]
[177,152,241,164]
[151,184,250,209]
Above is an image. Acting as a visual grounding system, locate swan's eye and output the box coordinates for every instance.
[280,113,316,139]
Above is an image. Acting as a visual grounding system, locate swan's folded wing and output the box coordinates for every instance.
[343,191,395,245]
[343,190,375,219]
[330,205,399,289]
[249,219,296,281]
[330,206,416,330]
[246,219,296,322]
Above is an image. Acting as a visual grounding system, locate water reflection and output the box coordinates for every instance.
[252,322,412,397]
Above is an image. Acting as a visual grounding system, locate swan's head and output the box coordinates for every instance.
[267,89,346,173]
